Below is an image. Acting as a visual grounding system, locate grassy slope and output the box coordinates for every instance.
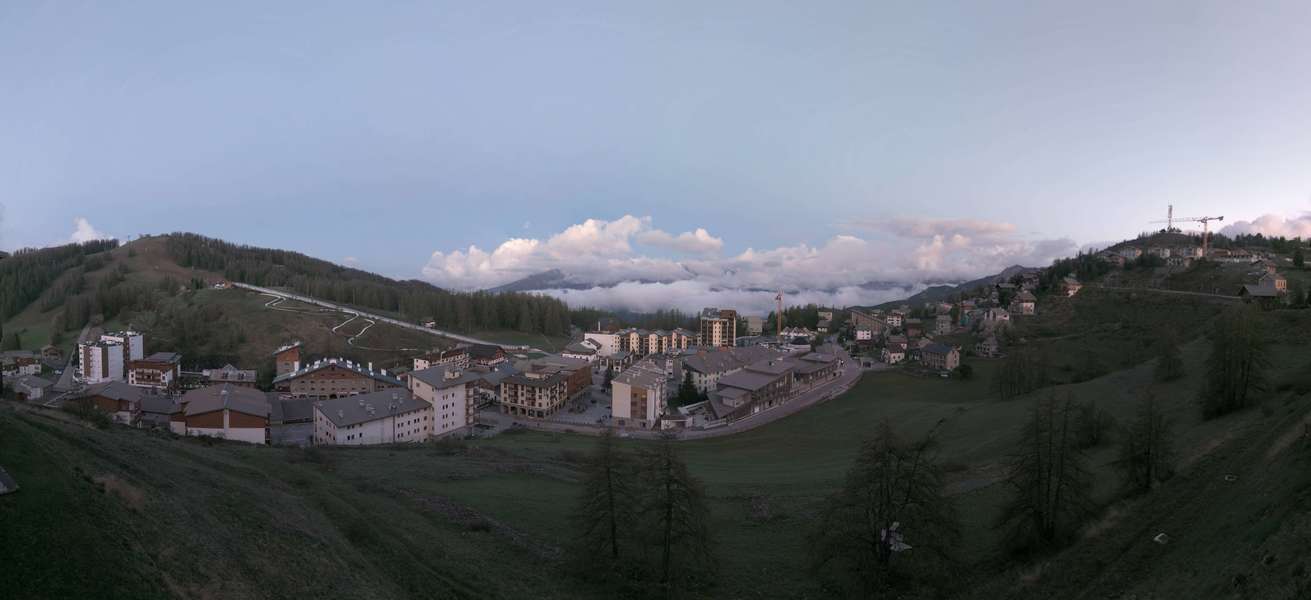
[0,405,596,600]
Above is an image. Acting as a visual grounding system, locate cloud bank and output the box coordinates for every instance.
[1219,213,1311,239]
[70,217,112,243]
[420,215,1077,312]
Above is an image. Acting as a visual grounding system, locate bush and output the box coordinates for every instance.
[62,402,112,429]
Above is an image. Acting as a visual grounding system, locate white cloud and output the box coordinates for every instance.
[635,227,724,255]
[419,215,1077,309]
[1218,213,1311,239]
[540,280,926,315]
[69,217,112,243]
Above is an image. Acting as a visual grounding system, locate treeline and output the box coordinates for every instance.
[569,307,697,332]
[0,239,118,318]
[1038,252,1111,293]
[162,233,571,335]
[766,303,842,332]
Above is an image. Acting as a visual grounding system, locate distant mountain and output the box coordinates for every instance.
[487,269,579,294]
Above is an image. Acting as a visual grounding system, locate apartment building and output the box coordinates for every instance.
[101,331,144,362]
[680,346,779,394]
[611,357,668,428]
[406,364,481,437]
[313,388,432,446]
[499,370,569,419]
[699,307,738,348]
[79,340,125,384]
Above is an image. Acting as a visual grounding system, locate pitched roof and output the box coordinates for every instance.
[81,381,143,402]
[563,342,597,355]
[272,341,303,356]
[140,352,182,364]
[922,342,956,356]
[272,357,402,386]
[182,384,271,418]
[1240,284,1279,298]
[717,368,786,392]
[316,388,430,428]
[140,394,178,415]
[13,374,53,391]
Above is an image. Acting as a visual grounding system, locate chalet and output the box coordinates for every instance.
[921,343,961,372]
[854,327,875,344]
[273,358,403,399]
[179,384,271,444]
[599,350,635,373]
[885,312,904,329]
[1011,290,1037,316]
[1257,272,1287,293]
[313,388,432,446]
[1097,250,1127,268]
[561,341,600,363]
[413,346,470,371]
[273,341,303,376]
[1118,247,1143,260]
[468,344,507,367]
[1239,284,1280,309]
[2,355,40,378]
[12,375,53,402]
[128,351,182,389]
[75,381,144,424]
[1062,276,1083,297]
[975,335,1001,358]
[203,364,258,388]
[881,343,907,365]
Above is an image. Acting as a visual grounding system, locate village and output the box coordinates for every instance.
[5,225,1299,449]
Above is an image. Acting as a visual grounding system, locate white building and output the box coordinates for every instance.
[583,332,621,357]
[611,358,668,428]
[406,364,481,437]
[855,328,873,342]
[314,388,434,446]
[562,340,601,363]
[79,341,125,384]
[101,331,145,362]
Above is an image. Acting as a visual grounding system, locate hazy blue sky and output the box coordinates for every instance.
[3,1,1310,308]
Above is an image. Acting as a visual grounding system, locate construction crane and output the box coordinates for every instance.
[1149,208,1225,256]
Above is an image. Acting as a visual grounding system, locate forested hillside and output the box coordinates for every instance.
[0,239,119,320]
[163,233,571,336]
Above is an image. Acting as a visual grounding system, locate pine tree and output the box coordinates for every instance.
[809,421,958,595]
[1294,247,1305,269]
[674,370,699,408]
[603,364,614,391]
[999,394,1094,552]
[637,435,716,595]
[569,430,638,577]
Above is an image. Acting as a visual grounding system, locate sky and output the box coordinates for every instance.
[3,1,1311,313]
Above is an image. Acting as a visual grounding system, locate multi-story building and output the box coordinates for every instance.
[921,343,961,372]
[273,341,303,377]
[273,358,403,399]
[101,331,144,362]
[561,341,600,363]
[699,308,738,348]
[406,365,481,437]
[517,354,592,399]
[128,352,182,389]
[313,388,431,446]
[79,340,125,384]
[499,371,569,419]
[712,358,795,421]
[583,332,622,356]
[745,316,764,336]
[468,344,507,367]
[413,346,470,371]
[611,357,668,428]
